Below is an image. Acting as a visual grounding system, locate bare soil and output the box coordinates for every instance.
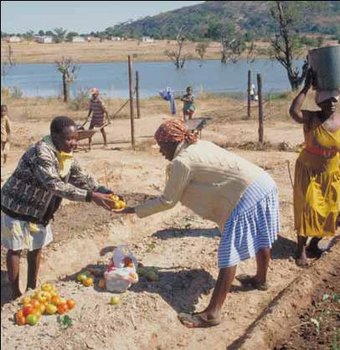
[1,94,339,350]
[275,268,340,350]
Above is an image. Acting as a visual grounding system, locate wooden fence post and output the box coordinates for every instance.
[257,73,264,143]
[247,70,251,119]
[136,70,141,119]
[128,55,135,149]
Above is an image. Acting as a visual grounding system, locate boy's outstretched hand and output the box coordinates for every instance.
[91,192,116,210]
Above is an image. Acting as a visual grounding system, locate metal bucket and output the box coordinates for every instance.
[308,45,340,90]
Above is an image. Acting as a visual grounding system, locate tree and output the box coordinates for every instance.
[38,30,45,36]
[219,23,246,64]
[23,30,34,41]
[56,57,79,102]
[66,32,79,42]
[269,1,325,90]
[53,27,67,43]
[195,41,210,67]
[221,36,246,64]
[1,44,15,77]
[164,26,187,69]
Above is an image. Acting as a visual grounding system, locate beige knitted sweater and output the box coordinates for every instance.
[135,140,266,232]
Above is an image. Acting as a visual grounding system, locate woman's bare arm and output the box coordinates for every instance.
[289,69,313,124]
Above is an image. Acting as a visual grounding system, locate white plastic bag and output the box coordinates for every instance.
[104,245,139,293]
[112,245,138,268]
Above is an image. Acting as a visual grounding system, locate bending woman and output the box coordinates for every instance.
[118,119,280,328]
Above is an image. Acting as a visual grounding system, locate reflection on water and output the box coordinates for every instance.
[1,59,304,98]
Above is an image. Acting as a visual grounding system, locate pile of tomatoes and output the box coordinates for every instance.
[15,283,76,326]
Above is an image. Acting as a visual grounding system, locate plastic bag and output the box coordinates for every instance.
[104,245,139,293]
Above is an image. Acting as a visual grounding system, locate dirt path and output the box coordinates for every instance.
[1,112,339,350]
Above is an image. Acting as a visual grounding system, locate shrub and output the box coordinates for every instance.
[68,89,89,111]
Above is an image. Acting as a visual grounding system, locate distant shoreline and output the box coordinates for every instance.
[1,39,274,64]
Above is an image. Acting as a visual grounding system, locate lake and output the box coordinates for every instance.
[1,59,304,99]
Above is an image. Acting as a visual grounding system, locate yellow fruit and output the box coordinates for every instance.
[117,200,126,209]
[83,277,94,287]
[110,296,120,305]
[45,303,57,315]
[41,283,54,292]
[36,291,51,303]
[21,296,31,305]
[77,273,88,282]
[38,303,46,314]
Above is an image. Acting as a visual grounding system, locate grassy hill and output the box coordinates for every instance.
[104,1,340,41]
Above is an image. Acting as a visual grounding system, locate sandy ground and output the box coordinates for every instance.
[1,39,270,64]
[1,94,339,350]
[2,39,338,64]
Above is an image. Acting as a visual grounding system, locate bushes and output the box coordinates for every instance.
[68,89,89,111]
[1,86,23,100]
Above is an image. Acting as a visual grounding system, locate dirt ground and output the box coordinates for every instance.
[275,266,340,350]
[1,94,339,350]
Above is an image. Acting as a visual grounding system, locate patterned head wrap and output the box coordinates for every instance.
[315,89,339,104]
[154,119,198,145]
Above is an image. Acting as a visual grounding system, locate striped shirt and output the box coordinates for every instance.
[89,97,107,127]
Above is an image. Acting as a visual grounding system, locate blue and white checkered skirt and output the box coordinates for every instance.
[218,173,280,268]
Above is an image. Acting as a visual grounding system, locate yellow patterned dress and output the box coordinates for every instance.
[294,113,340,237]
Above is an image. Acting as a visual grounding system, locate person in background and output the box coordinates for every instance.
[289,69,340,267]
[85,88,110,150]
[1,104,11,166]
[250,83,258,101]
[181,86,196,121]
[1,116,117,300]
[117,119,280,328]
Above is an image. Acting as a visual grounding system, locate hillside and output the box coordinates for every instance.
[105,1,340,41]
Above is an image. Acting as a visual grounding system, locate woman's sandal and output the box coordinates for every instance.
[178,312,220,328]
[236,274,269,291]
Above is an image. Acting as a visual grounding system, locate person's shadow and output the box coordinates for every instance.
[1,270,12,306]
[130,266,216,313]
[272,234,297,260]
[152,227,221,240]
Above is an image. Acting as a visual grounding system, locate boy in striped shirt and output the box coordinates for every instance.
[86,88,110,150]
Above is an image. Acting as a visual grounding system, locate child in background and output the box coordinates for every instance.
[181,86,196,121]
[1,105,11,165]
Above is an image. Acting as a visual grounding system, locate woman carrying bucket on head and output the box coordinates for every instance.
[289,64,340,267]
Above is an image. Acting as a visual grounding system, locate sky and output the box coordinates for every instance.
[1,1,204,34]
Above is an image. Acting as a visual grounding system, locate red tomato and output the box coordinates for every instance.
[23,305,34,317]
[57,302,69,315]
[30,299,40,308]
[66,299,76,310]
[16,310,26,325]
[51,295,61,305]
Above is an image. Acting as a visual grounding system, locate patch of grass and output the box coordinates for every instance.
[266,91,292,101]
